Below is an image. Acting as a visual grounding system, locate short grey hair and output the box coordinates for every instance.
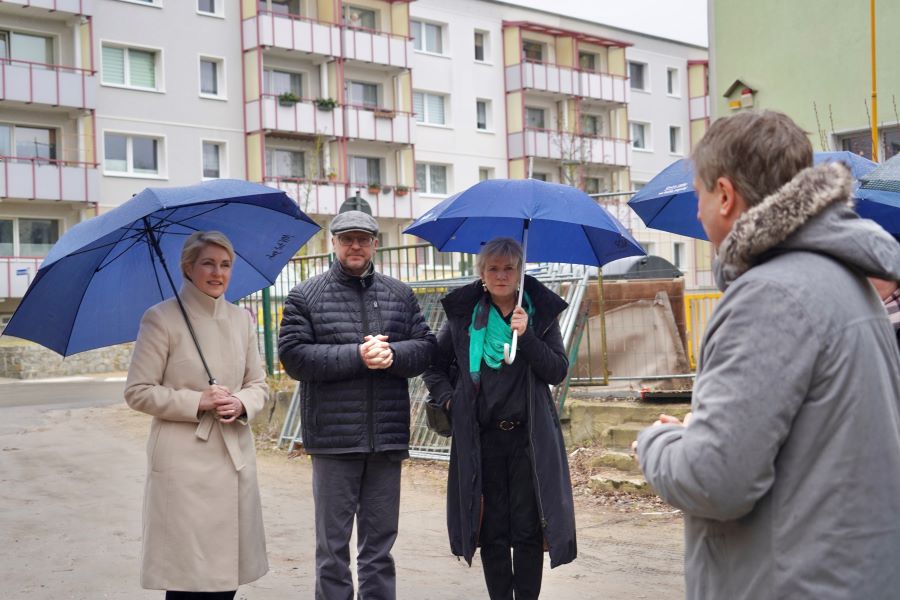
[477,237,524,277]
[180,231,235,279]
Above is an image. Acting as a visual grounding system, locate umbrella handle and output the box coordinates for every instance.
[503,331,519,365]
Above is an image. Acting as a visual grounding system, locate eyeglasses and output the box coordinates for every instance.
[336,234,375,247]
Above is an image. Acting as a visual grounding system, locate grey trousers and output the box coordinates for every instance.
[312,454,402,600]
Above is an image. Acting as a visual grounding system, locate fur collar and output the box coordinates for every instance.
[718,161,854,279]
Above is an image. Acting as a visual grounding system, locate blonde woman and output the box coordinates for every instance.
[125,231,268,599]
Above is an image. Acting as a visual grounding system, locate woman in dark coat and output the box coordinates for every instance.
[423,237,577,600]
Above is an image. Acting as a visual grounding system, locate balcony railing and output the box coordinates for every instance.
[266,177,416,219]
[508,128,629,167]
[242,10,411,69]
[506,60,628,104]
[0,58,96,109]
[0,0,91,16]
[344,104,413,144]
[690,95,710,121]
[246,94,344,136]
[242,10,341,57]
[0,255,41,298]
[0,156,99,202]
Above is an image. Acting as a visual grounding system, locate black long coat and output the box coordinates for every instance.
[423,275,577,568]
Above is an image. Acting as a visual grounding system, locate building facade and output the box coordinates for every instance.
[0,0,710,323]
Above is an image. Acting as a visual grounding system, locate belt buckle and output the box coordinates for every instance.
[499,420,515,431]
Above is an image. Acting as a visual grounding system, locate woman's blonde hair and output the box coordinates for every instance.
[180,231,235,279]
[476,237,523,277]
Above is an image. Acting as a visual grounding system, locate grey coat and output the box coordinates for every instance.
[638,162,900,600]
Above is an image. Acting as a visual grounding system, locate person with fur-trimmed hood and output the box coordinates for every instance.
[634,110,900,600]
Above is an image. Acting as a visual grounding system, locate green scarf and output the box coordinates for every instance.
[468,291,533,382]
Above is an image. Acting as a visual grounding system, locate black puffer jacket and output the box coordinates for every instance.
[278,261,435,454]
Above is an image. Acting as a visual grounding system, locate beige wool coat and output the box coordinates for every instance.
[125,281,268,592]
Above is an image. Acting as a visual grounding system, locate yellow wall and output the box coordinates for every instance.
[562,99,576,133]
[244,50,260,102]
[80,113,95,164]
[688,63,707,97]
[327,62,339,100]
[79,20,92,71]
[614,107,628,139]
[508,158,526,179]
[243,0,257,18]
[555,37,574,67]
[390,2,409,37]
[317,0,336,22]
[506,92,523,133]
[398,147,414,186]
[395,71,411,112]
[690,119,708,149]
[327,141,342,178]
[608,47,626,77]
[246,133,262,181]
[503,27,520,67]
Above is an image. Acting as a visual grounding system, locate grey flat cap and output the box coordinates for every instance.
[330,210,379,236]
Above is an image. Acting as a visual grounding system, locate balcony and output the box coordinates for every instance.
[342,26,411,69]
[0,59,96,110]
[344,105,413,144]
[266,178,415,219]
[0,0,92,17]
[246,95,344,137]
[508,128,629,167]
[690,95,710,121]
[242,11,341,58]
[0,157,100,202]
[0,256,41,298]
[506,60,628,104]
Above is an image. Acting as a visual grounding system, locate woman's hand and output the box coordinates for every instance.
[199,385,231,412]
[215,395,245,424]
[510,306,528,336]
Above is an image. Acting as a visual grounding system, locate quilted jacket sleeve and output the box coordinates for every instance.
[277,284,368,382]
[385,287,437,378]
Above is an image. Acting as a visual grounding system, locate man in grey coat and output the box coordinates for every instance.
[635,110,900,599]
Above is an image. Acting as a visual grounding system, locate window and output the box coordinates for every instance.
[416,163,447,194]
[263,0,299,16]
[0,31,53,64]
[346,80,378,108]
[19,218,59,256]
[202,141,224,178]
[673,242,685,269]
[411,20,442,54]
[198,0,222,16]
[584,177,604,195]
[581,114,601,136]
[640,241,655,255]
[266,148,304,179]
[102,44,159,90]
[531,173,548,182]
[350,156,381,185]
[525,107,545,129]
[0,219,11,255]
[1,125,57,161]
[667,67,680,96]
[264,68,302,97]
[474,31,487,62]
[104,132,162,176]
[476,99,490,130]
[579,52,597,72]
[478,167,493,181]
[344,5,376,29]
[412,92,446,125]
[630,122,648,150]
[522,40,543,61]
[200,57,224,97]
[629,61,647,91]
[669,126,682,154]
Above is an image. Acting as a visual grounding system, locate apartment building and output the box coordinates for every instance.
[0,0,710,323]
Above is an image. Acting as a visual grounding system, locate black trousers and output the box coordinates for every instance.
[165,592,235,600]
[479,427,544,600]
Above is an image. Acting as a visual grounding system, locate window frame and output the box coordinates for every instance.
[629,121,650,151]
[473,29,490,63]
[666,67,681,97]
[197,0,224,18]
[673,241,685,269]
[669,125,682,155]
[349,155,383,186]
[116,0,163,7]
[413,91,447,126]
[578,51,598,72]
[475,98,492,131]
[201,139,227,180]
[478,166,494,181]
[415,162,449,196]
[346,79,379,109]
[102,130,166,179]
[198,54,226,100]
[265,146,306,180]
[522,40,544,62]
[628,60,648,92]
[100,40,164,93]
[411,19,444,55]
[0,216,61,258]
[525,106,545,130]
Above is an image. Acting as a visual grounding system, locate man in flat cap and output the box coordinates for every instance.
[278,210,435,600]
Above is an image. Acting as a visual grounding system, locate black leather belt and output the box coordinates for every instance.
[497,419,523,431]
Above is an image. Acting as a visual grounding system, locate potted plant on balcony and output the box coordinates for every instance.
[326,170,337,183]
[380,185,393,195]
[315,97,338,111]
[367,181,382,194]
[278,91,301,106]
[394,184,409,197]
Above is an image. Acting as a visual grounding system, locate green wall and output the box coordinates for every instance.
[713,0,900,151]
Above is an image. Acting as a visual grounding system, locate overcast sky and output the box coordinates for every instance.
[501,0,709,47]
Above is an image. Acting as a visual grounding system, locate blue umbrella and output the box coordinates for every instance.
[3,179,319,380]
[857,153,900,236]
[404,178,644,362]
[628,151,880,240]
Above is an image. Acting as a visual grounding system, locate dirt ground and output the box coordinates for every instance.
[0,402,684,599]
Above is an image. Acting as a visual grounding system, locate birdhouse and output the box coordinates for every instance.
[723,79,757,111]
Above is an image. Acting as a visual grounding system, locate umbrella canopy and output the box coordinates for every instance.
[628,151,880,240]
[4,179,320,356]
[404,178,645,266]
[857,153,900,236]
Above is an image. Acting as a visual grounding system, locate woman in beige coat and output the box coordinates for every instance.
[125,231,268,599]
